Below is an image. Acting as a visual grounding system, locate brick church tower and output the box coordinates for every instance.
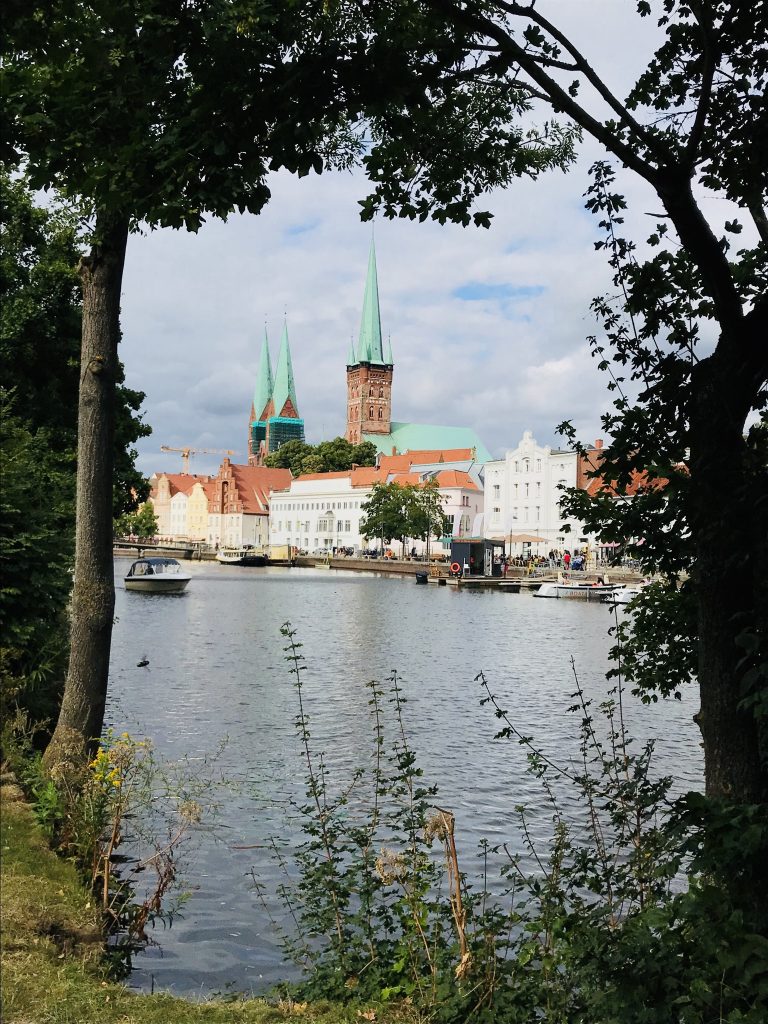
[346,239,394,444]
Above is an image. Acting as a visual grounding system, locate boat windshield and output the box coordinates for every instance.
[127,558,180,577]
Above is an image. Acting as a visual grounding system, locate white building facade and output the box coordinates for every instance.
[269,465,483,555]
[484,430,590,551]
[269,473,370,552]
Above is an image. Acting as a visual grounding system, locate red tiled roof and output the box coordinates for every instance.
[230,465,293,513]
[293,471,352,481]
[151,472,209,498]
[433,469,479,490]
[378,448,474,473]
[209,463,292,514]
[578,450,670,498]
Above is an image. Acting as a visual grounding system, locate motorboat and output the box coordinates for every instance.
[215,546,268,566]
[124,557,191,593]
[534,576,623,600]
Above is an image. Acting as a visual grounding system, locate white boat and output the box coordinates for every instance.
[534,578,623,600]
[215,546,267,566]
[124,557,191,593]
[603,584,647,605]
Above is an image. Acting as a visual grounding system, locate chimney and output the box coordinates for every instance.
[594,439,603,450]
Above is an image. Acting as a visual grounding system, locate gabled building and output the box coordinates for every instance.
[207,458,292,548]
[345,240,493,463]
[248,322,305,465]
[148,472,211,540]
[483,431,596,552]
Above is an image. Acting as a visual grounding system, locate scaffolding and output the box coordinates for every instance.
[267,415,305,452]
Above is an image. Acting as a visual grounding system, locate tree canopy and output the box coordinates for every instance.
[359,479,449,553]
[265,437,378,476]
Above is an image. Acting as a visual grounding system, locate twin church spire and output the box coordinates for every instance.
[248,238,394,462]
[248,321,304,465]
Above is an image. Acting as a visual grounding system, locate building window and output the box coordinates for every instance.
[514,482,518,496]
[369,405,374,418]
[525,483,529,496]
[536,459,541,472]
[493,484,500,499]
[535,506,540,521]
[378,407,383,419]
[514,461,519,472]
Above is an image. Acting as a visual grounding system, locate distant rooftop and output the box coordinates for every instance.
[363,421,494,464]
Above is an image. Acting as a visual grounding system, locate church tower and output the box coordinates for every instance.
[345,239,394,444]
[248,321,305,464]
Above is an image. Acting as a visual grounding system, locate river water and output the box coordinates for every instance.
[107,560,702,997]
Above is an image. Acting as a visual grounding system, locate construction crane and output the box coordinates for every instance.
[160,446,236,474]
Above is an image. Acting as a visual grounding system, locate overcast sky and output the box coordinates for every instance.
[116,3,725,479]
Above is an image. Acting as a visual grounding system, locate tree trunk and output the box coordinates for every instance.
[689,300,768,928]
[43,210,130,773]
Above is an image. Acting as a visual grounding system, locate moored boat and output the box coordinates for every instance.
[124,557,191,593]
[215,546,268,566]
[534,577,623,600]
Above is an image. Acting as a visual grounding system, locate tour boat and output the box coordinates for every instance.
[534,578,623,600]
[215,546,268,566]
[124,557,191,593]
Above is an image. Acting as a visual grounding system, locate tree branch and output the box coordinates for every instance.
[426,0,662,189]
[498,0,664,155]
[685,3,719,163]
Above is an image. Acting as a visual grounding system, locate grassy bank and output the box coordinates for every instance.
[0,782,393,1024]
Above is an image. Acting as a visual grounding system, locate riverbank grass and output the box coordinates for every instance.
[0,783,388,1024]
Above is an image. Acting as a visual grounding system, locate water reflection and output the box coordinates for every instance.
[108,560,701,996]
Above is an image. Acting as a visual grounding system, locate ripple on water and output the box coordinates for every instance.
[108,562,701,996]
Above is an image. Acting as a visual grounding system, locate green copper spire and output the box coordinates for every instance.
[253,327,273,420]
[272,320,299,417]
[385,333,393,364]
[357,238,386,364]
[347,336,357,366]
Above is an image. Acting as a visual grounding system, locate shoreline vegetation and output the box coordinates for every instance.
[0,780,395,1024]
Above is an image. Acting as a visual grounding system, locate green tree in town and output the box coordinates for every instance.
[359,482,410,552]
[408,478,451,561]
[265,436,378,475]
[114,502,158,540]
[264,440,315,476]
